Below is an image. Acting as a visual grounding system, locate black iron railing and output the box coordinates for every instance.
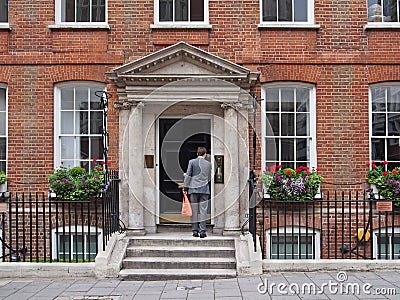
[258,191,400,260]
[0,170,122,262]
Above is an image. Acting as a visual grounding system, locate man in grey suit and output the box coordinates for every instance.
[183,146,212,238]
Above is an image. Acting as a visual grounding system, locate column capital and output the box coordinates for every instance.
[221,102,242,111]
[115,101,144,110]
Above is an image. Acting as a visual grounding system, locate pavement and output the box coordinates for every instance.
[0,271,399,300]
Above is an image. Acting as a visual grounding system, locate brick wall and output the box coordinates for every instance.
[0,1,398,192]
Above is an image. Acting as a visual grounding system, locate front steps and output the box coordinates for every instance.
[119,234,237,280]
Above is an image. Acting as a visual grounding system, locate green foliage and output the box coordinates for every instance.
[259,165,323,201]
[366,161,400,205]
[0,171,7,185]
[48,162,104,201]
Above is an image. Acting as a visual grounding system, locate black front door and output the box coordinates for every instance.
[159,118,211,223]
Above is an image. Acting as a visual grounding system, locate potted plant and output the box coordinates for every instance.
[48,159,104,201]
[366,161,400,206]
[259,165,323,201]
[0,171,7,193]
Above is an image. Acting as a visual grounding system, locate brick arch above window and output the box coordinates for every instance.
[49,66,108,84]
[259,65,320,84]
[367,66,400,84]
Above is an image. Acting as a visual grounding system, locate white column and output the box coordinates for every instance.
[222,103,241,235]
[128,102,146,235]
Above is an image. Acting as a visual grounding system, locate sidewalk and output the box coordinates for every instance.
[0,271,399,300]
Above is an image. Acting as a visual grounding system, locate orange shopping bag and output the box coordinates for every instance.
[181,193,192,217]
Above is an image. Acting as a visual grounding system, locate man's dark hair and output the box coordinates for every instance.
[197,146,207,157]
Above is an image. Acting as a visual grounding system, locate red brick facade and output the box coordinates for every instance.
[0,1,397,193]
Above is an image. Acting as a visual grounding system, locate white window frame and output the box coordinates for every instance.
[266,226,321,259]
[54,81,105,169]
[369,82,400,167]
[0,84,7,175]
[373,227,400,260]
[261,82,317,172]
[0,0,9,29]
[259,0,317,28]
[51,226,102,260]
[153,0,210,27]
[53,0,109,28]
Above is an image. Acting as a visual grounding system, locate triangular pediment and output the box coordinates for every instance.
[107,42,259,88]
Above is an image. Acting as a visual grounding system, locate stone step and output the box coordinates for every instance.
[122,256,236,270]
[126,245,235,258]
[127,236,235,248]
[119,268,237,281]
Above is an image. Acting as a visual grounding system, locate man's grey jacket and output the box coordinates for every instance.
[183,156,212,195]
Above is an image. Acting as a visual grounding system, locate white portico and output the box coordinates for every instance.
[107,42,259,235]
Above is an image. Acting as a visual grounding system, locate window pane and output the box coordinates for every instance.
[59,235,70,257]
[372,113,386,136]
[296,88,309,112]
[77,0,90,22]
[80,136,89,159]
[61,87,74,110]
[0,89,6,111]
[160,0,173,21]
[281,138,294,161]
[296,138,309,162]
[281,88,295,111]
[92,0,105,22]
[265,138,278,161]
[91,137,103,159]
[371,87,386,112]
[388,113,400,136]
[175,0,188,21]
[90,111,103,134]
[296,113,309,136]
[78,111,89,134]
[278,0,292,21]
[190,0,204,21]
[371,138,385,161]
[281,113,294,136]
[0,112,6,136]
[388,86,400,112]
[294,0,307,21]
[90,89,102,110]
[383,0,398,22]
[62,0,75,22]
[61,112,74,134]
[388,138,400,160]
[76,88,88,110]
[0,0,8,22]
[61,136,75,159]
[263,0,277,21]
[266,88,279,111]
[266,113,279,136]
[0,138,6,160]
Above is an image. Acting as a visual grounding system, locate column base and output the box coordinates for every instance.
[126,228,147,236]
[223,228,241,236]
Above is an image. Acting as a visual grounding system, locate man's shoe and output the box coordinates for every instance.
[200,232,207,238]
[193,231,199,237]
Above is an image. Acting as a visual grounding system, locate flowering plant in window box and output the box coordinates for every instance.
[259,165,323,201]
[366,161,400,206]
[48,159,105,201]
[0,171,7,193]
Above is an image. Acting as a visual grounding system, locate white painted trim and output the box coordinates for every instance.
[364,24,400,30]
[372,227,400,259]
[259,0,315,25]
[0,83,7,175]
[49,24,110,30]
[258,24,320,29]
[156,115,214,225]
[266,226,321,260]
[51,226,103,260]
[0,23,10,29]
[154,0,209,25]
[150,24,212,29]
[54,0,108,26]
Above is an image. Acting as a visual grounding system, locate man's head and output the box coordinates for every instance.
[197,146,207,157]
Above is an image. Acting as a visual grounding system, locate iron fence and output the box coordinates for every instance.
[0,170,122,262]
[258,191,400,260]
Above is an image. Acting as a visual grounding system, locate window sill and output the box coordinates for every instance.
[0,23,11,30]
[364,23,400,30]
[151,24,212,30]
[49,24,110,30]
[258,23,320,29]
